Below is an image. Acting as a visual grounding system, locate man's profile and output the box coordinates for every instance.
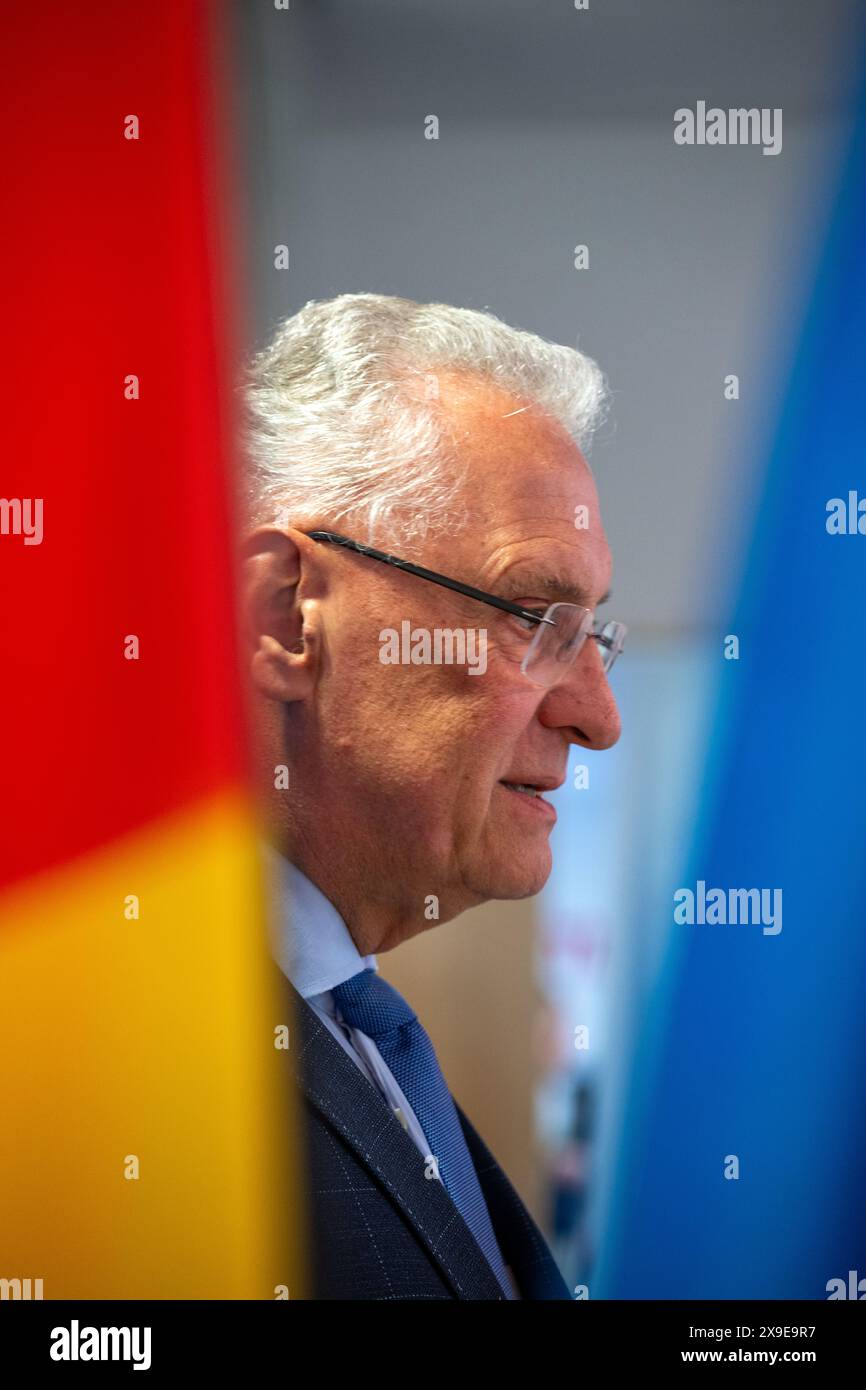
[240,293,624,1300]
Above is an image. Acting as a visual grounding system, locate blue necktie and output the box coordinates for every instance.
[331,967,515,1298]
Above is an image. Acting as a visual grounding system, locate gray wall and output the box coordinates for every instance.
[235,0,862,633]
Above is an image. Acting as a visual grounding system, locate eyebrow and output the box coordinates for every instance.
[498,568,611,609]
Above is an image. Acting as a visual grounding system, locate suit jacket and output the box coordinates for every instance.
[279,970,571,1300]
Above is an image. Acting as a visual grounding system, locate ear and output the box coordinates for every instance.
[240,528,323,704]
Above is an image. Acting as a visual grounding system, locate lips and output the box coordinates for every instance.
[498,778,560,823]
[502,781,542,797]
[499,775,564,798]
[497,778,558,817]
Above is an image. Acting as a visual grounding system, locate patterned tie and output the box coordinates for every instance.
[331,967,515,1298]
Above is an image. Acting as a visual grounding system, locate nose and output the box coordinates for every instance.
[537,636,622,750]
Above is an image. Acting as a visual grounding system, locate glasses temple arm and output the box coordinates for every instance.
[305,530,555,626]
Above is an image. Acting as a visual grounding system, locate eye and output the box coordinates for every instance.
[510,604,548,632]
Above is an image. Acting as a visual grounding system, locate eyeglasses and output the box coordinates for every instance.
[302,530,626,688]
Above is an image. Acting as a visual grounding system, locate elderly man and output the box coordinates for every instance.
[242,294,624,1300]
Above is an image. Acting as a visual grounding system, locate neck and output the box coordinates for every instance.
[266,813,478,954]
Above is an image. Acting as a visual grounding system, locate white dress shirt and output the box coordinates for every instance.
[263,846,435,1161]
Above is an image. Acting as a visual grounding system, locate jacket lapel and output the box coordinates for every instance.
[282,975,507,1300]
[455,1102,572,1299]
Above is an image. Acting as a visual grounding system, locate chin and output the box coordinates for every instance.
[484,845,552,901]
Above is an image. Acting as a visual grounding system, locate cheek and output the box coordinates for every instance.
[441,685,543,782]
[320,618,542,785]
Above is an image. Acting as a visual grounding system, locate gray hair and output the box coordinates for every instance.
[242,292,609,543]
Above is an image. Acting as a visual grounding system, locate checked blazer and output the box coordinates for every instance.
[277,969,571,1300]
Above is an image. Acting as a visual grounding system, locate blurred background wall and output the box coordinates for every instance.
[233,0,866,1296]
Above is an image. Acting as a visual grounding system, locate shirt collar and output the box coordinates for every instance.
[262,844,377,998]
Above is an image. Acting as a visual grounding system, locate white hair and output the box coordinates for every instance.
[242,292,609,543]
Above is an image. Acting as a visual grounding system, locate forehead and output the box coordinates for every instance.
[426,372,611,605]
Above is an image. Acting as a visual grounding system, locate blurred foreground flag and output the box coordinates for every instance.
[0,1,305,1297]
